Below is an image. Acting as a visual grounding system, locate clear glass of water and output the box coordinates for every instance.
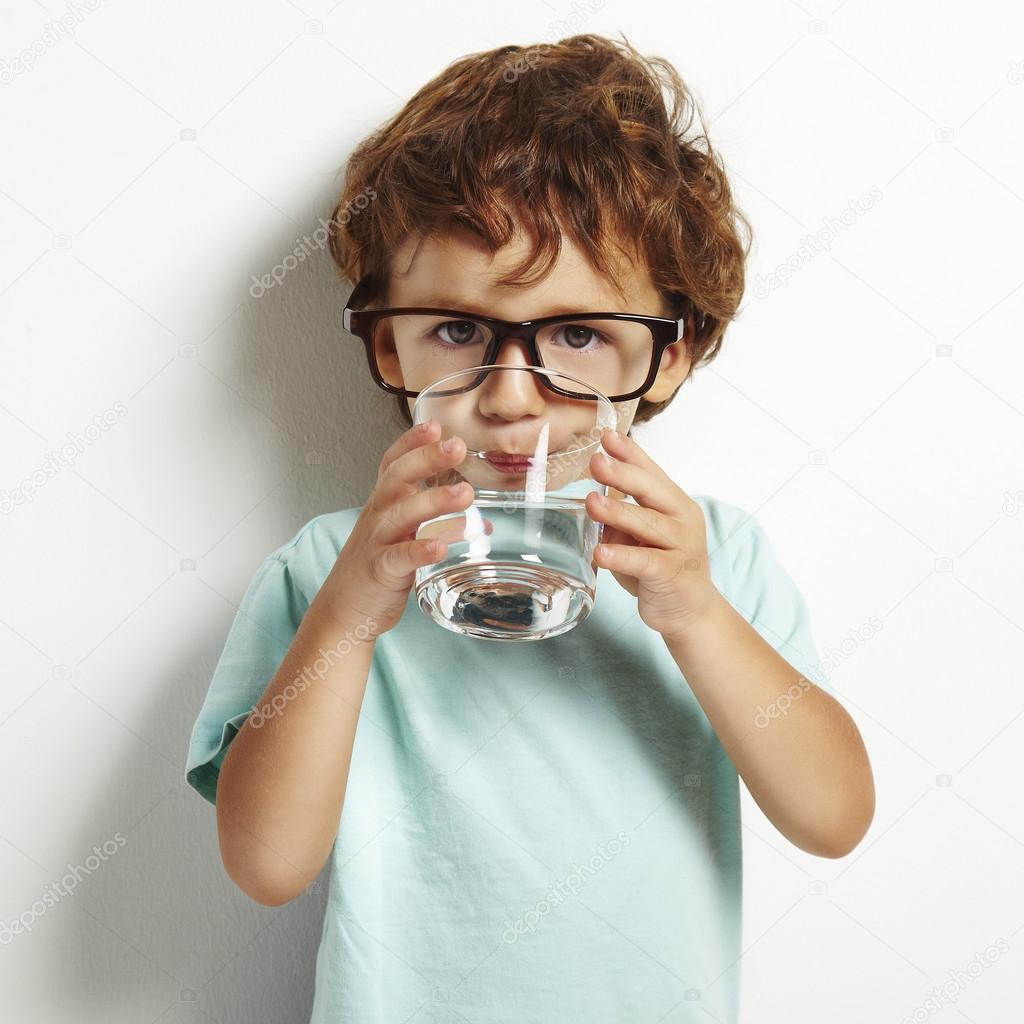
[411,365,623,642]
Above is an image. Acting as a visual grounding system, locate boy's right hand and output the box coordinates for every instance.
[315,419,481,635]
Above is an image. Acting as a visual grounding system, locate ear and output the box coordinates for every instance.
[642,317,694,404]
[376,330,403,388]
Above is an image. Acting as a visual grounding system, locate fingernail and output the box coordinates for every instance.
[442,436,457,453]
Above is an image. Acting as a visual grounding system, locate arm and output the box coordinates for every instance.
[215,596,377,905]
[584,427,874,859]
[662,591,874,858]
[214,419,474,905]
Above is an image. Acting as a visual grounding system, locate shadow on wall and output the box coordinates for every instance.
[229,191,400,518]
[56,189,399,1020]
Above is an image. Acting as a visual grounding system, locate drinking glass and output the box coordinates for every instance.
[411,365,621,641]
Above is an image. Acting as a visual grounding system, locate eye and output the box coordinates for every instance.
[434,320,484,346]
[551,324,604,351]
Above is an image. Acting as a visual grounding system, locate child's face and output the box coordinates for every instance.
[388,222,691,498]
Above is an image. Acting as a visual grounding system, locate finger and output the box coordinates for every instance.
[589,450,680,517]
[376,433,467,507]
[373,536,449,584]
[585,491,679,549]
[593,541,672,580]
[598,522,634,551]
[377,480,475,544]
[408,500,494,545]
[378,419,440,479]
[600,428,673,485]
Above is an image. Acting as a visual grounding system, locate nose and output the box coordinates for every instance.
[476,332,547,421]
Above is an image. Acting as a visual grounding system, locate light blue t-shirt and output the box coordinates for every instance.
[185,494,833,1023]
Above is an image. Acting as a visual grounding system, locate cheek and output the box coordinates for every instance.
[543,413,598,466]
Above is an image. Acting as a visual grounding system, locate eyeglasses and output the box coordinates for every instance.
[341,273,690,403]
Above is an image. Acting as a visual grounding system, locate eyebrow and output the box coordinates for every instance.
[399,296,627,317]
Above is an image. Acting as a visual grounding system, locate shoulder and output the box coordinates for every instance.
[693,492,816,638]
[260,505,366,603]
[690,493,799,611]
[690,494,767,574]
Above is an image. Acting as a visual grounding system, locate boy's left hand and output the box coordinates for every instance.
[585,427,720,641]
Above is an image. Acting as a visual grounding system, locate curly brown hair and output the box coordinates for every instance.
[327,32,751,428]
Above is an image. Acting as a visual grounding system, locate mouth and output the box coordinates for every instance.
[482,451,536,476]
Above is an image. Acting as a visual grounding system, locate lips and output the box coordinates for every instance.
[483,451,534,475]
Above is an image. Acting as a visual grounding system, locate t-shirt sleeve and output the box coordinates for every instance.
[726,510,836,697]
[184,554,310,805]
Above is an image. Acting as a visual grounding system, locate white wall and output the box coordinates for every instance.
[2,1,1023,1020]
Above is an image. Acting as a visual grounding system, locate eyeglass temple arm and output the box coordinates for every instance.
[342,274,374,332]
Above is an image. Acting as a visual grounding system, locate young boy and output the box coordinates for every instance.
[185,33,873,1023]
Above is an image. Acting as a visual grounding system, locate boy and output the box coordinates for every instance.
[185,33,873,1023]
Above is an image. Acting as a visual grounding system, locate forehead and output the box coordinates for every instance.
[387,221,662,316]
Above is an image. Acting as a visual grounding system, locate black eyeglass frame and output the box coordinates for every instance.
[341,273,692,403]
